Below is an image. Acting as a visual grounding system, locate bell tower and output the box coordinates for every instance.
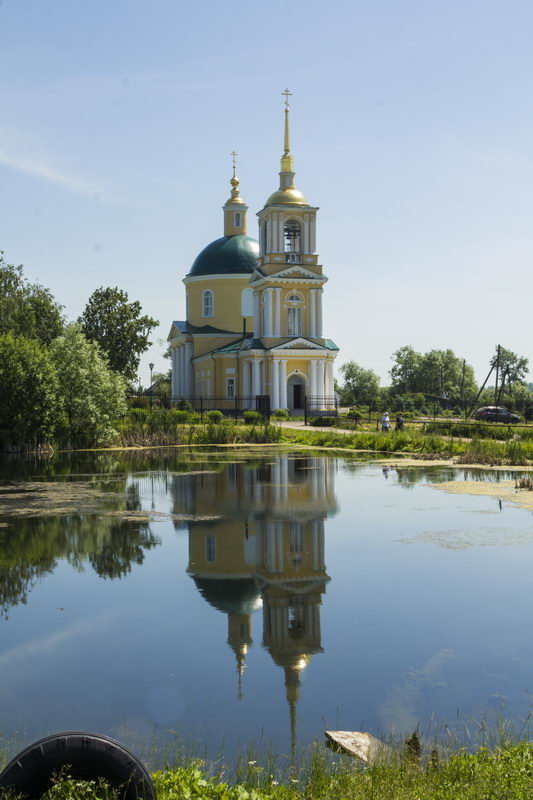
[251,91,326,343]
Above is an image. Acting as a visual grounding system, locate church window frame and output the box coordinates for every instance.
[234,211,241,228]
[205,535,216,562]
[286,291,304,337]
[202,289,214,318]
[226,377,235,398]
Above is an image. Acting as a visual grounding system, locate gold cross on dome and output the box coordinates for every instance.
[230,150,238,176]
[282,88,292,108]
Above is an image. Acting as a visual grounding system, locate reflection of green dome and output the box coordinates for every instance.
[188,235,259,277]
[192,577,262,614]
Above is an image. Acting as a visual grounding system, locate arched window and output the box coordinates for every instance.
[286,292,303,336]
[202,289,213,318]
[284,219,302,263]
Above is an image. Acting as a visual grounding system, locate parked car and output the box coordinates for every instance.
[472,406,520,423]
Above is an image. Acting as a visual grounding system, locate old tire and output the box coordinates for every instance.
[0,731,155,799]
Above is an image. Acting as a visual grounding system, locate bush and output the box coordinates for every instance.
[310,416,335,426]
[206,410,223,423]
[129,395,149,409]
[347,407,361,421]
[273,408,289,420]
[173,410,190,424]
[243,410,263,425]
[176,399,192,411]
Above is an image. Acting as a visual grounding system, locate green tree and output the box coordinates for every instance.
[492,346,529,386]
[339,361,380,406]
[79,287,158,383]
[390,346,423,394]
[417,349,477,402]
[390,346,477,405]
[50,324,128,447]
[0,333,60,447]
[0,252,63,344]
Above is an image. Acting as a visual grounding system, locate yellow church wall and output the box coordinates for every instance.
[186,278,254,332]
[214,356,239,396]
[187,521,255,577]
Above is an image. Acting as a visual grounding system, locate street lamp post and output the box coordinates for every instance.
[149,362,154,410]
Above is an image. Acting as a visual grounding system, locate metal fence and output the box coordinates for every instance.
[172,395,271,420]
[304,395,338,424]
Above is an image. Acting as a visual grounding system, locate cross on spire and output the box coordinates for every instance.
[282,88,292,109]
[230,150,238,177]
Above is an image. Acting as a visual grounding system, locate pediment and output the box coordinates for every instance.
[273,337,326,350]
[272,265,322,280]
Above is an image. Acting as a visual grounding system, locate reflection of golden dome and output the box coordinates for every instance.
[270,652,310,670]
[265,187,307,206]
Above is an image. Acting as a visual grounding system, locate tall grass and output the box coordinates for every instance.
[282,427,533,465]
[7,739,533,800]
[116,410,281,447]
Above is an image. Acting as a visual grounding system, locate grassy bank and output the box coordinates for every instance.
[282,427,533,465]
[116,409,281,447]
[6,741,533,799]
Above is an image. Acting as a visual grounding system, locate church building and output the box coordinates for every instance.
[168,92,339,413]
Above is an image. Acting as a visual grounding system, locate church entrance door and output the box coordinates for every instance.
[287,374,305,412]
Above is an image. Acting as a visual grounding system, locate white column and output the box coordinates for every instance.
[266,522,276,572]
[280,455,289,500]
[279,360,287,409]
[310,359,318,397]
[325,359,334,398]
[252,359,261,397]
[276,522,284,571]
[317,289,323,338]
[264,288,273,337]
[171,347,178,398]
[176,346,182,396]
[181,346,187,396]
[317,359,325,399]
[243,359,250,402]
[311,520,319,570]
[309,289,316,337]
[274,288,281,336]
[271,358,280,409]
[253,291,261,336]
[185,342,193,397]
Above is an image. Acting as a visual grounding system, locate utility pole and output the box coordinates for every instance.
[494,345,500,406]
[461,359,466,418]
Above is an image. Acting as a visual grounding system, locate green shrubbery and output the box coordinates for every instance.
[19,741,533,800]
[206,410,224,424]
[273,409,289,420]
[243,410,263,425]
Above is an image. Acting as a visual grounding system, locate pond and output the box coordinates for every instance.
[1,448,532,764]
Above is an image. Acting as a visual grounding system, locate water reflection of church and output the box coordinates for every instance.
[170,454,337,754]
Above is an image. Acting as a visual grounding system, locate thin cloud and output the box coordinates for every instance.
[0,147,101,197]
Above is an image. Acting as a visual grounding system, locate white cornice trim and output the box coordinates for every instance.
[249,275,328,287]
[256,205,319,216]
[183,273,255,285]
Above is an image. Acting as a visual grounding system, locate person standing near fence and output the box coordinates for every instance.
[381,412,391,432]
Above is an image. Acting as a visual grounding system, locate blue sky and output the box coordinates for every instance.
[1,0,533,385]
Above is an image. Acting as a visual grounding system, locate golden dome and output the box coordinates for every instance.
[265,187,308,206]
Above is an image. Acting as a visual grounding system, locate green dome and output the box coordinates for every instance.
[192,577,262,615]
[188,235,259,277]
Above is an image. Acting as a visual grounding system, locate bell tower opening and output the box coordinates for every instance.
[284,220,302,264]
